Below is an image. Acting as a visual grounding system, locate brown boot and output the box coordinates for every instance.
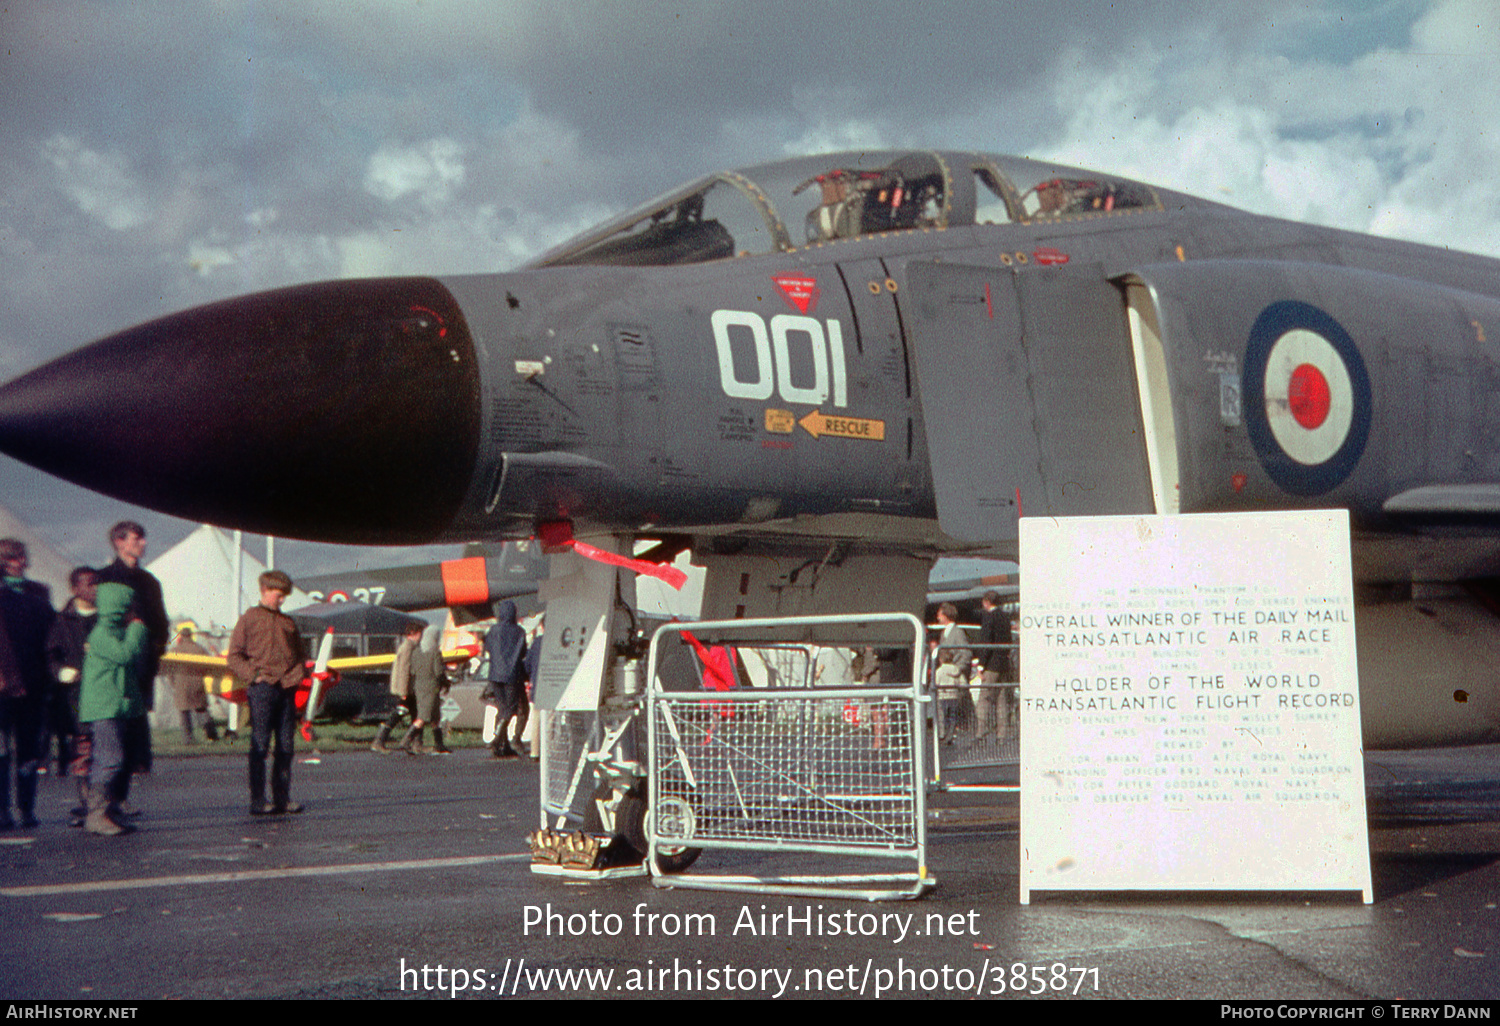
[84,790,126,837]
[398,725,425,755]
[370,724,393,754]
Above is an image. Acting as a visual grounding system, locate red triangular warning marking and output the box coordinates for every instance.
[772,273,820,314]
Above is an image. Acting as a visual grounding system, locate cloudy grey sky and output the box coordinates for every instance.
[0,0,1493,572]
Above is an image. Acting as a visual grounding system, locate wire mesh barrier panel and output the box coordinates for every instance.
[652,694,918,849]
[645,614,933,900]
[541,710,600,826]
[929,643,1020,787]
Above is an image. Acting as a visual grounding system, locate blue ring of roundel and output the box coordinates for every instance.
[1241,300,1372,497]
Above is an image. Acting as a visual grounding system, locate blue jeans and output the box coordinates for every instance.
[247,681,296,806]
[87,717,132,806]
[1,695,43,818]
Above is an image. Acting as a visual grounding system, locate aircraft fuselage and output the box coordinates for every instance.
[5,149,1500,748]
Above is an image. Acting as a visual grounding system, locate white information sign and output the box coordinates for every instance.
[1018,511,1371,903]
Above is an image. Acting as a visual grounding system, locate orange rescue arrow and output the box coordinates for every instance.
[797,410,886,440]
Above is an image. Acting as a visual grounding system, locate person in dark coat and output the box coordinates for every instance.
[482,600,528,759]
[46,567,97,825]
[974,590,1014,740]
[96,522,168,695]
[95,521,167,782]
[0,539,54,830]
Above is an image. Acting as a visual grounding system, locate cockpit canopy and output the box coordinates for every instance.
[535,150,1166,269]
[791,152,948,244]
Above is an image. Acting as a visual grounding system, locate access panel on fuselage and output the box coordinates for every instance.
[1013,264,1154,518]
[904,261,1045,544]
[667,258,919,524]
[837,257,924,499]
[906,261,1154,543]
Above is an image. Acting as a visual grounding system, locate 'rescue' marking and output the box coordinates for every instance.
[798,410,885,440]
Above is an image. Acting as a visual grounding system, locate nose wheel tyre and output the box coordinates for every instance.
[617,794,701,874]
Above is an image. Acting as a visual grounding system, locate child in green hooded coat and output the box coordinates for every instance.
[78,581,148,836]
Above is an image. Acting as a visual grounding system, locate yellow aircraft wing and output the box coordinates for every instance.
[160,648,479,672]
[160,651,230,670]
[323,648,479,671]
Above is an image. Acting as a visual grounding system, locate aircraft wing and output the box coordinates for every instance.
[160,646,480,673]
[160,650,230,670]
[324,648,479,673]
[1382,485,1500,528]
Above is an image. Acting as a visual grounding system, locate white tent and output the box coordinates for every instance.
[147,525,308,633]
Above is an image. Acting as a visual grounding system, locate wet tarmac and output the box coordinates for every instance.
[2,743,1499,1000]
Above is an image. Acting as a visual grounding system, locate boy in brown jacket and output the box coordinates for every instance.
[228,571,306,815]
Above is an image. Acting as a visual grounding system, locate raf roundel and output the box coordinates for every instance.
[1242,301,1372,496]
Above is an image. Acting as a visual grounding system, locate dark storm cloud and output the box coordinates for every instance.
[1,0,1346,274]
[288,0,1327,201]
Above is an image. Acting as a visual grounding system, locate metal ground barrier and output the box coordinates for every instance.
[541,709,623,826]
[645,613,935,900]
[928,641,1021,792]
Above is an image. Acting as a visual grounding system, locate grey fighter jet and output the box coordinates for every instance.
[2,149,1498,748]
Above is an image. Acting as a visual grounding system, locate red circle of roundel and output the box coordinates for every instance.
[1288,363,1331,429]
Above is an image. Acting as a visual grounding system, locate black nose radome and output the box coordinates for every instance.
[0,277,481,543]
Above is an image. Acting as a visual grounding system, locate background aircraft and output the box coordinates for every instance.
[162,614,481,728]
[2,148,1499,749]
[292,538,1015,624]
[294,540,548,622]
